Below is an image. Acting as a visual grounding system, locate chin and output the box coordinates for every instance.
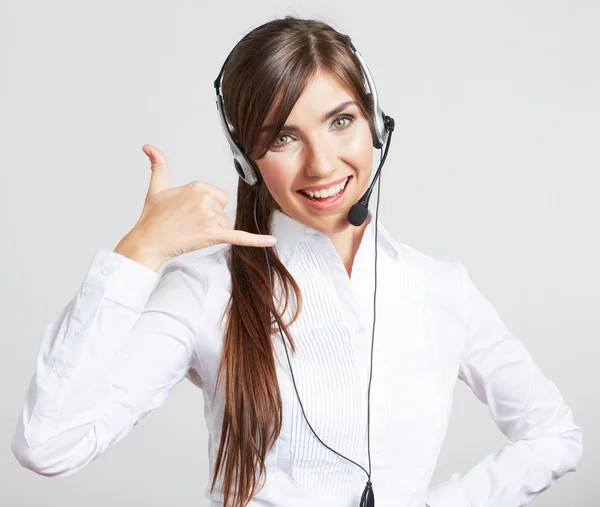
[303,209,354,233]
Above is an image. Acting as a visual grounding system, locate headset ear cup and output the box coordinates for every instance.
[233,159,245,179]
[366,93,383,149]
[233,154,260,186]
[370,125,379,149]
[371,118,383,149]
[249,158,262,184]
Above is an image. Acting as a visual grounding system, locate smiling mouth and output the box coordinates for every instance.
[297,176,351,201]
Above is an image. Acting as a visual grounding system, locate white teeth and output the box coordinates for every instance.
[302,177,349,198]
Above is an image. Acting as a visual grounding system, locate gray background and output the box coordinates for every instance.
[1,0,598,505]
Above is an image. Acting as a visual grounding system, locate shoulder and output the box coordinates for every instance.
[381,230,464,303]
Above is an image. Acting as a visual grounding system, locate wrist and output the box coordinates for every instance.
[114,231,166,272]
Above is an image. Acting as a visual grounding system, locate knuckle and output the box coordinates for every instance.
[199,193,214,208]
[188,180,205,192]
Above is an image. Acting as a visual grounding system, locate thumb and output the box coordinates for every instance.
[142,144,171,197]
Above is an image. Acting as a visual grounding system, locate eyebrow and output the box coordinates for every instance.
[259,100,356,134]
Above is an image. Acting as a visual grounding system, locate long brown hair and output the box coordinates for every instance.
[211,16,375,507]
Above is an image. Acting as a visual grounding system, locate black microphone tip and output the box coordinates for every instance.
[348,203,368,227]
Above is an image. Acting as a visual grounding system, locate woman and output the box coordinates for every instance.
[11,16,582,507]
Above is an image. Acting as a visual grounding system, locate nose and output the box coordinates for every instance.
[303,135,338,179]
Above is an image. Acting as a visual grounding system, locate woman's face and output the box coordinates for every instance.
[253,69,374,236]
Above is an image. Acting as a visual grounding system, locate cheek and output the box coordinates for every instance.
[257,160,293,199]
[341,122,374,168]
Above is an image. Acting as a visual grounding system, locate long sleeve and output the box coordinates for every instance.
[11,248,205,477]
[426,262,583,507]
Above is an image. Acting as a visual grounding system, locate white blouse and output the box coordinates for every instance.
[11,208,582,507]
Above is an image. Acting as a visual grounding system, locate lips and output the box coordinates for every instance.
[297,177,351,200]
[296,175,353,211]
[299,176,351,193]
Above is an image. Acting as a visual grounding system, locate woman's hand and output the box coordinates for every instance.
[114,144,277,271]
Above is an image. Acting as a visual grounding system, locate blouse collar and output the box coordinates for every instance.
[269,208,396,265]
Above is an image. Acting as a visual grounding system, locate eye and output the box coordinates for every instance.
[332,114,355,130]
[272,134,292,148]
[269,113,356,151]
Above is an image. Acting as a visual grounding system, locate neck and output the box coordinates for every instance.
[327,219,369,278]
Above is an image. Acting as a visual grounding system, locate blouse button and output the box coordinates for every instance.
[101,265,112,276]
[57,366,70,379]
